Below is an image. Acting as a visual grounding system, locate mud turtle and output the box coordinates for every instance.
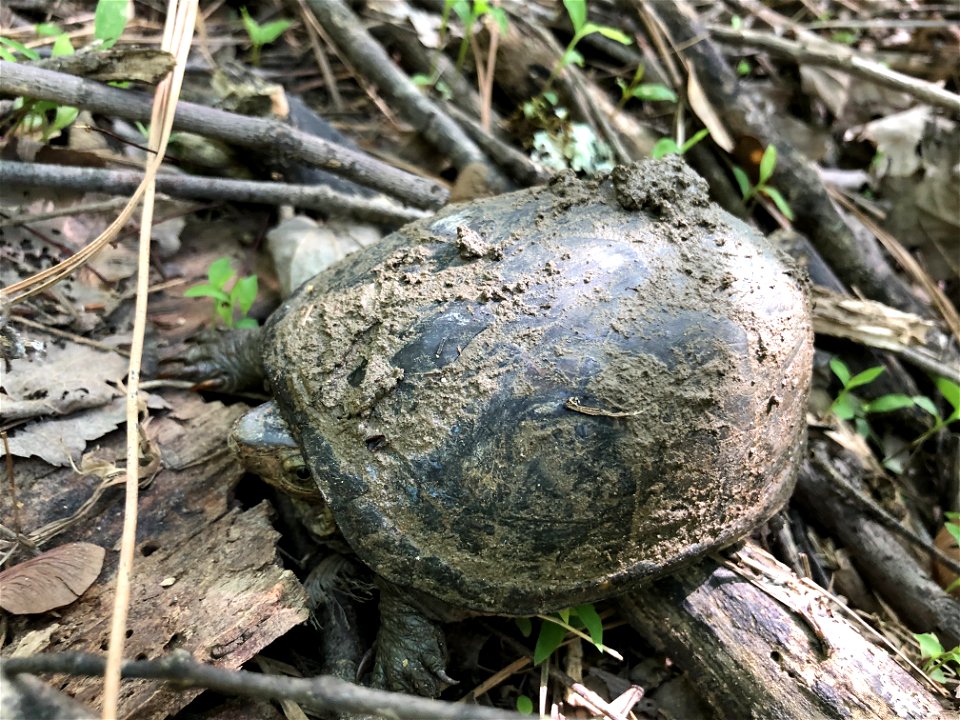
[193,157,812,694]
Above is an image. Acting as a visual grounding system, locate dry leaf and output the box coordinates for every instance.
[686,69,733,151]
[0,542,105,614]
[1,343,126,422]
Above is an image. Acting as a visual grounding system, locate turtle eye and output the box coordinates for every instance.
[281,457,311,482]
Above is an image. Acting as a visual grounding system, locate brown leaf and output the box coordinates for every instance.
[0,542,105,614]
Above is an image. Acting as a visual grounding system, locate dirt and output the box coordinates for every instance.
[259,157,813,614]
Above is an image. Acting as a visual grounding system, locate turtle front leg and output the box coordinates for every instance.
[372,582,456,697]
[160,327,265,391]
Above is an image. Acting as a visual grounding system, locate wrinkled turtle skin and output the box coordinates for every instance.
[221,157,812,693]
[256,157,811,601]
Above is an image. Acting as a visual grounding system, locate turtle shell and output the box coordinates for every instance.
[261,158,812,614]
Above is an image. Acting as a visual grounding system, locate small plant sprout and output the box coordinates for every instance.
[651,128,710,160]
[616,65,677,108]
[913,632,960,684]
[515,695,534,714]
[444,0,508,70]
[547,0,631,91]
[515,603,618,666]
[731,144,795,221]
[240,7,292,66]
[185,257,259,329]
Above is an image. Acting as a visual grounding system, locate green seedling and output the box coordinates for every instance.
[444,0,508,70]
[185,257,259,329]
[515,695,534,714]
[651,128,710,160]
[616,65,677,107]
[240,7,292,66]
[731,144,795,221]
[547,0,630,91]
[516,603,613,666]
[914,632,960,683]
[736,59,752,76]
[1,0,127,137]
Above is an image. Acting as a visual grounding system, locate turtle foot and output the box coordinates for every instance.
[372,585,456,697]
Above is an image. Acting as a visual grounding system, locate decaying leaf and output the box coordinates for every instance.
[1,343,127,423]
[0,542,105,614]
[686,69,733,151]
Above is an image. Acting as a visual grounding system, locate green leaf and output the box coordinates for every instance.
[573,603,603,647]
[534,619,567,665]
[488,6,509,34]
[761,186,795,220]
[680,128,710,154]
[631,84,677,103]
[731,165,753,199]
[912,395,939,418]
[254,19,293,45]
[207,257,235,290]
[915,633,944,660]
[730,15,742,30]
[231,275,258,315]
[759,144,777,185]
[736,59,751,76]
[557,608,570,625]
[51,34,74,57]
[216,301,233,327]
[410,73,433,86]
[946,521,960,546]
[864,394,915,414]
[595,26,632,45]
[845,365,885,390]
[95,0,128,48]
[516,695,534,714]
[0,46,17,62]
[36,22,64,36]
[0,36,41,60]
[543,91,558,105]
[830,392,859,420]
[515,617,533,637]
[563,47,585,67]
[946,577,960,594]
[234,316,259,329]
[651,138,680,159]
[563,0,587,33]
[935,377,960,413]
[854,417,871,438]
[50,105,78,133]
[184,285,230,302]
[829,357,851,386]
[451,0,472,25]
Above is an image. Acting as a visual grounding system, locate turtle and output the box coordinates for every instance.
[180,157,813,696]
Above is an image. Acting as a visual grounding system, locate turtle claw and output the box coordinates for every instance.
[158,327,264,392]
[372,587,456,697]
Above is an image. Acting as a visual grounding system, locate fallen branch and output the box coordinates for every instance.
[1,651,523,720]
[0,61,448,210]
[304,0,489,172]
[0,161,427,227]
[709,26,960,115]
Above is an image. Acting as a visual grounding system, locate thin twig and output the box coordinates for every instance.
[3,652,524,720]
[709,25,960,115]
[0,61,448,209]
[0,162,426,226]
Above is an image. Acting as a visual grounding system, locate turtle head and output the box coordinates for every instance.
[229,401,322,502]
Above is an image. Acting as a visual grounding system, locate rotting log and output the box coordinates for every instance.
[620,542,949,720]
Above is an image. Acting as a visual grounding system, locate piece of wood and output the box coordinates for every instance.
[620,543,948,719]
[2,393,309,720]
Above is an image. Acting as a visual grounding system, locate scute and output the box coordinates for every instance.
[261,159,813,614]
